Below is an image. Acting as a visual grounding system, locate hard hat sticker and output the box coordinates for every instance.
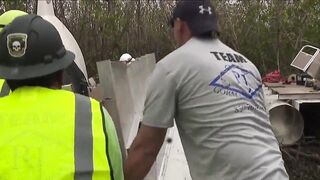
[7,33,28,58]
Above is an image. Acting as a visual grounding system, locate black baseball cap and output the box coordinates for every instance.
[170,0,219,36]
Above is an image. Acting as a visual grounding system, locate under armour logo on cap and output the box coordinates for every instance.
[7,33,28,58]
[170,0,219,35]
[199,5,212,15]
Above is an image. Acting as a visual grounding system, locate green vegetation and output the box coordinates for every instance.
[1,0,319,78]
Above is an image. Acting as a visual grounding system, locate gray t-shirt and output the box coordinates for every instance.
[142,38,288,180]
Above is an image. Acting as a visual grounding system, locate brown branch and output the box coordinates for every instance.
[294,13,308,50]
[287,148,320,164]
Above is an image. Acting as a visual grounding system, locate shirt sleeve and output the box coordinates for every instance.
[102,107,124,180]
[142,63,177,128]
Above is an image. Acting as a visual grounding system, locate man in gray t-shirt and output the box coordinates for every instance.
[125,1,289,180]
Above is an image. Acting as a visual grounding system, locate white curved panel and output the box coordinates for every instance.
[97,55,192,179]
[37,0,88,80]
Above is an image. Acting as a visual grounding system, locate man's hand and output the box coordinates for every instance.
[124,124,167,180]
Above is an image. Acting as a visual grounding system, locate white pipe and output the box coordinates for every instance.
[37,0,88,80]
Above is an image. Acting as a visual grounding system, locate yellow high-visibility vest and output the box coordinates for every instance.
[0,79,10,97]
[0,86,112,180]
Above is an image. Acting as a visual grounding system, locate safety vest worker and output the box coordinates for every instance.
[0,15,123,180]
[0,10,27,97]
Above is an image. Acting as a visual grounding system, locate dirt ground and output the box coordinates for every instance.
[282,138,320,180]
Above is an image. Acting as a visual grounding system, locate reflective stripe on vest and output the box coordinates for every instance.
[0,87,112,180]
[74,93,93,179]
[0,80,10,97]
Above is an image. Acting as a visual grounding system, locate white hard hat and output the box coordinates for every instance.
[120,53,135,62]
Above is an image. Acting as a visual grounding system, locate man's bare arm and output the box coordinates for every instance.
[124,124,167,180]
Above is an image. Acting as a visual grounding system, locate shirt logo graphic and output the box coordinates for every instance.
[199,5,212,15]
[7,33,28,58]
[209,65,262,99]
